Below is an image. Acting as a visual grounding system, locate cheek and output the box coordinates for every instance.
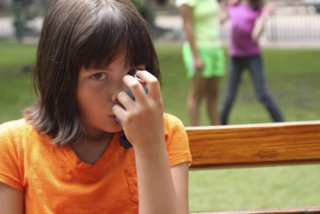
[77,82,109,112]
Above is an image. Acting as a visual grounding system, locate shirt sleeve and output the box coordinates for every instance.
[0,122,24,191]
[164,114,192,167]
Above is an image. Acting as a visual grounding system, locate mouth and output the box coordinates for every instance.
[114,115,121,124]
[110,115,122,125]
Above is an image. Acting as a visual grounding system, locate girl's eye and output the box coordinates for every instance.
[91,73,107,80]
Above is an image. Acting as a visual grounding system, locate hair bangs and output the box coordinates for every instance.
[123,15,160,77]
[75,5,129,70]
[72,0,159,76]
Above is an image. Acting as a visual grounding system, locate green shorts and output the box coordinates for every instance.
[182,43,225,79]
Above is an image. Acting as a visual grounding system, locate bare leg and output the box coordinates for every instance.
[205,77,221,125]
[187,76,206,126]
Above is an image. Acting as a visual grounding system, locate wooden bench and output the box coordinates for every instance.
[186,120,320,214]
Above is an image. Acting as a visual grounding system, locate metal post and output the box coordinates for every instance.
[13,0,23,41]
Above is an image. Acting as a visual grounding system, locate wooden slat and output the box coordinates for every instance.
[186,121,320,169]
[190,205,320,214]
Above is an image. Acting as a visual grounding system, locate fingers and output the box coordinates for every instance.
[112,91,133,122]
[122,74,148,102]
[112,70,162,122]
[112,103,127,122]
[264,3,275,16]
[135,70,162,100]
[113,70,164,149]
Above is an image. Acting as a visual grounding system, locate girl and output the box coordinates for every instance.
[220,0,284,124]
[176,0,225,126]
[0,0,191,213]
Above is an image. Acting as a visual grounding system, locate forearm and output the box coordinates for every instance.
[252,16,268,41]
[134,141,184,214]
[184,24,199,58]
[180,5,199,58]
[115,70,186,213]
[252,3,275,41]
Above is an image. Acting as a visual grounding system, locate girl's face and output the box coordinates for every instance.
[77,51,131,137]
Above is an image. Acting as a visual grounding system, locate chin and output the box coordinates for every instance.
[107,126,123,133]
[103,120,123,133]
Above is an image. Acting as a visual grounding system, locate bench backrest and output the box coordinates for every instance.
[186,121,320,214]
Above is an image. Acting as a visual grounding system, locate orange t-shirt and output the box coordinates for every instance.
[0,113,192,214]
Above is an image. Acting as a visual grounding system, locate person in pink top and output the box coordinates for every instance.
[220,0,284,124]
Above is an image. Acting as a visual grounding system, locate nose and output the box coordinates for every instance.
[111,74,128,104]
[111,68,141,104]
[111,84,127,104]
[111,93,119,103]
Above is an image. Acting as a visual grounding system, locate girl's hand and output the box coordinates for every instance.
[194,55,204,74]
[112,71,165,152]
[262,3,275,19]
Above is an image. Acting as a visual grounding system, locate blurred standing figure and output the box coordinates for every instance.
[220,0,284,125]
[176,0,225,126]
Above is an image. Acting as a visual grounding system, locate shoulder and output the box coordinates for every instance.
[1,119,27,137]
[163,113,188,145]
[0,119,33,139]
[227,2,241,15]
[1,118,29,129]
[0,119,31,191]
[0,119,36,150]
[163,113,185,132]
[163,113,192,166]
[175,0,197,7]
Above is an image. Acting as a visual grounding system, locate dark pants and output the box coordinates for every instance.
[220,55,284,125]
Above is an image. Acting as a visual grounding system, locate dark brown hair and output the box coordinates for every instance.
[247,0,264,11]
[24,0,160,145]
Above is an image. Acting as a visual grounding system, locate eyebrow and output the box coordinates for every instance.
[84,57,137,73]
[85,67,109,72]
[85,65,134,74]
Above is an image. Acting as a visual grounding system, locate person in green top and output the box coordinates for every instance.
[176,0,225,126]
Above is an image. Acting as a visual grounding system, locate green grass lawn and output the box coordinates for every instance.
[0,40,319,212]
[0,41,36,122]
[158,44,320,125]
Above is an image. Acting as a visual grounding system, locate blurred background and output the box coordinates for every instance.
[1,0,320,43]
[1,0,319,124]
[0,0,320,212]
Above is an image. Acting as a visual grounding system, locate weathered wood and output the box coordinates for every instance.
[187,121,320,169]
